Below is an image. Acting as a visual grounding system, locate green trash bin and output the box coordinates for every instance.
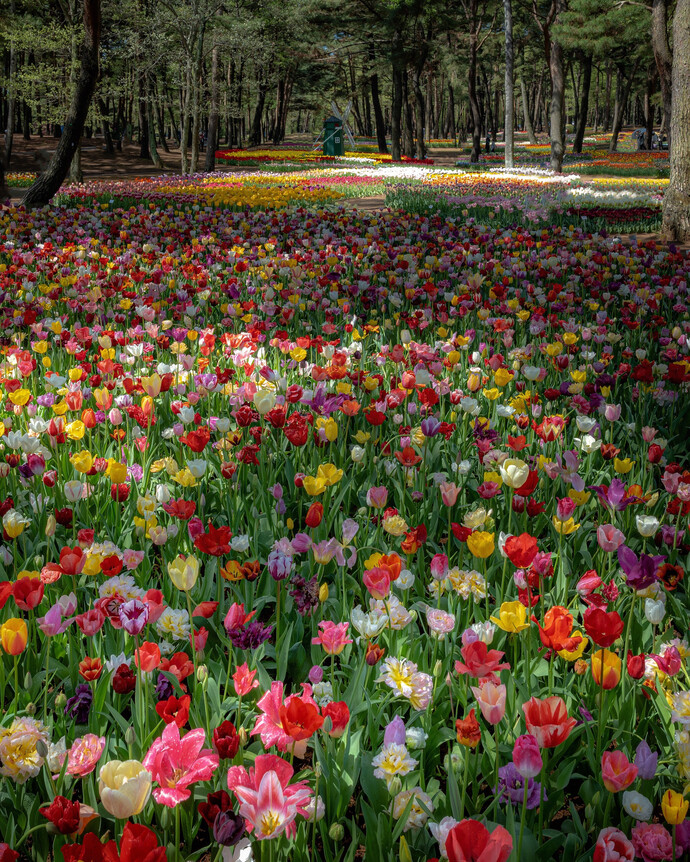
[323,116,345,157]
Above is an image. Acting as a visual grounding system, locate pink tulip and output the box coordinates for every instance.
[601,750,638,793]
[471,681,507,725]
[233,662,259,697]
[556,497,576,522]
[366,486,388,509]
[597,524,626,552]
[440,481,460,506]
[363,566,391,600]
[227,754,312,840]
[430,553,449,580]
[512,734,543,778]
[311,621,352,655]
[143,722,219,807]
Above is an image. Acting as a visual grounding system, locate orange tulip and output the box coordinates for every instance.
[1,618,28,655]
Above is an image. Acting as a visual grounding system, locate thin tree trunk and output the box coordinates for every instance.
[23,0,101,206]
[390,30,403,161]
[402,72,414,157]
[370,53,388,153]
[652,0,673,151]
[662,0,690,240]
[504,0,514,166]
[138,71,150,159]
[609,62,638,152]
[249,70,267,147]
[573,54,592,153]
[148,100,162,168]
[644,66,656,150]
[181,53,192,172]
[98,97,114,154]
[4,0,16,167]
[520,76,537,143]
[190,20,205,173]
[205,39,220,171]
[549,0,566,172]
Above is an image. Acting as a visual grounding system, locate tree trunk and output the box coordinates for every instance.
[390,30,403,161]
[549,0,565,171]
[644,66,656,150]
[190,21,205,173]
[4,0,16,168]
[604,65,612,131]
[180,53,192,171]
[652,0,673,151]
[468,31,481,162]
[520,76,537,143]
[402,72,415,157]
[370,59,388,153]
[249,71,267,147]
[573,54,592,153]
[609,63,638,152]
[98,97,114,154]
[205,40,220,171]
[23,0,100,206]
[138,71,150,160]
[662,0,690,240]
[447,80,456,141]
[147,100,163,169]
[504,0,514,167]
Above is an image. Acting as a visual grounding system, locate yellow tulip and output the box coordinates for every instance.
[552,517,580,535]
[614,458,635,474]
[467,531,495,559]
[168,555,200,591]
[70,450,94,474]
[490,601,530,633]
[662,789,689,825]
[106,460,128,484]
[303,475,326,496]
[99,760,152,818]
[557,630,589,661]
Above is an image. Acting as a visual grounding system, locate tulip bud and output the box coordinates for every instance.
[387,777,402,796]
[238,727,248,747]
[55,692,67,711]
[125,726,136,746]
[319,583,329,603]
[36,738,48,758]
[329,823,345,842]
[196,664,208,683]
[45,515,56,537]
[24,671,32,689]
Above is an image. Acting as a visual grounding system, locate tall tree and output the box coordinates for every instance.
[23,0,101,206]
[662,0,690,240]
[504,0,514,167]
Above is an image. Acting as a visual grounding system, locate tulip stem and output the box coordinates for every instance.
[44,640,50,718]
[673,825,677,862]
[276,581,281,654]
[596,649,607,761]
[185,592,198,692]
[538,748,549,844]
[621,592,637,698]
[459,746,470,819]
[174,803,181,862]
[517,773,529,862]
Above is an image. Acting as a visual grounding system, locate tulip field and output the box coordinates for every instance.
[0,162,689,862]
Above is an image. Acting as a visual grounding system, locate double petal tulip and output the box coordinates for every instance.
[99,760,152,818]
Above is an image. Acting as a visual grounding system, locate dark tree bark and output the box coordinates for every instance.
[402,72,415,157]
[652,0,673,151]
[138,71,150,160]
[609,62,638,152]
[468,30,481,161]
[504,0,514,167]
[205,40,220,170]
[573,54,592,154]
[23,0,101,206]
[4,0,16,167]
[519,76,537,143]
[98,97,114,154]
[644,65,656,150]
[370,52,388,153]
[662,0,690,240]
[249,71,267,147]
[390,29,404,161]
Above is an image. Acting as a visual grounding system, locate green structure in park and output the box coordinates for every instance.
[322,115,345,157]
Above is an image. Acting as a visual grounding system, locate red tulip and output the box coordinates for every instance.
[445,819,513,862]
[504,533,539,568]
[522,695,577,748]
[583,607,624,648]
